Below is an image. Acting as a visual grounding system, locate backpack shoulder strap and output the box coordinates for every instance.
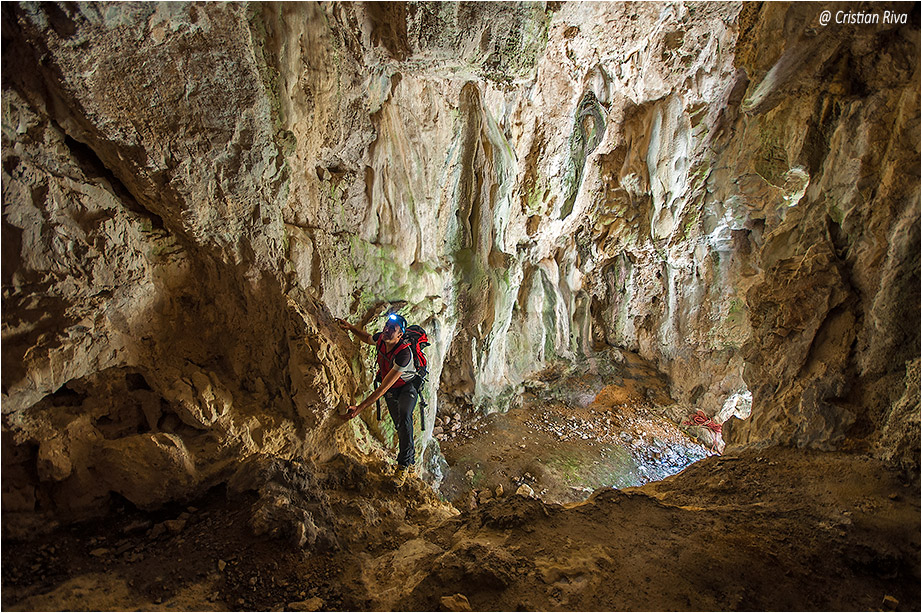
[379,339,411,364]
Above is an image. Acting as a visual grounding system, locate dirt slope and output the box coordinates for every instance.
[3,447,918,612]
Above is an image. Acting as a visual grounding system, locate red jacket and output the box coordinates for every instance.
[375,335,413,388]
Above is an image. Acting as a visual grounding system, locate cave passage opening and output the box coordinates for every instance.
[432,348,721,507]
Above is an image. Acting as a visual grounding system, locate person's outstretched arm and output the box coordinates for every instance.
[346,367,402,419]
[336,318,374,345]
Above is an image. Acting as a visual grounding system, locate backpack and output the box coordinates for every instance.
[403,325,430,387]
[374,323,430,428]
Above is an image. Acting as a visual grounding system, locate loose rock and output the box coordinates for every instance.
[148,523,166,539]
[440,593,473,612]
[288,597,324,612]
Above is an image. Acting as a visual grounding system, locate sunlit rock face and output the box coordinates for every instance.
[2,1,918,527]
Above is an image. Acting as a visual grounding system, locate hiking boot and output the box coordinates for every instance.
[393,465,416,487]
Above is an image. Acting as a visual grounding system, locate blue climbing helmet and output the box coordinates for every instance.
[384,312,407,333]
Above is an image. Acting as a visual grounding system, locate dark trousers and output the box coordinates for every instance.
[384,383,417,467]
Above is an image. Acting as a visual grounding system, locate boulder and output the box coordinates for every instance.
[95,433,199,509]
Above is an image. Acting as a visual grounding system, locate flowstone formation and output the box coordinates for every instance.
[2,4,919,602]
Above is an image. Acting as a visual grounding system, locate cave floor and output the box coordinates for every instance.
[437,391,713,507]
[3,447,918,612]
[437,350,714,507]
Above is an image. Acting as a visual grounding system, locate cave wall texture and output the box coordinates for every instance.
[2,1,919,528]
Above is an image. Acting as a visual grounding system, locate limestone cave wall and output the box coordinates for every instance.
[2,1,918,528]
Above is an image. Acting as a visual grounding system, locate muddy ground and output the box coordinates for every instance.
[436,350,715,507]
[3,444,919,611]
[436,388,713,507]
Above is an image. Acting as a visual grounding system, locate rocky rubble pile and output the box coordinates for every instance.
[431,412,464,441]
